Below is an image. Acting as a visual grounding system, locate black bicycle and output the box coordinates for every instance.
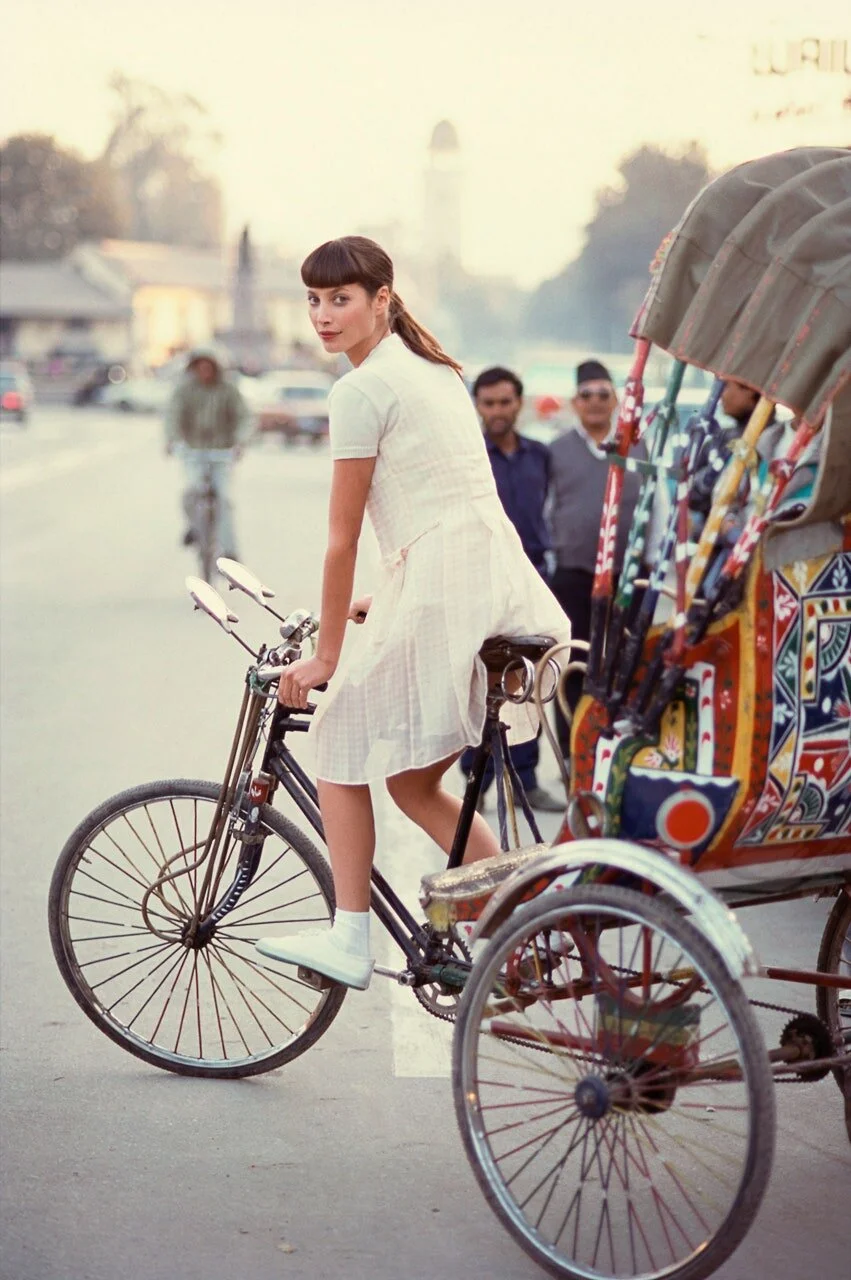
[48,558,557,1078]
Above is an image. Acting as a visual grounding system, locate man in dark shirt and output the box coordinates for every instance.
[459,366,562,812]
[479,371,552,575]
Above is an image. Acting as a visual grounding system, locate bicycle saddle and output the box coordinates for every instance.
[478,634,557,673]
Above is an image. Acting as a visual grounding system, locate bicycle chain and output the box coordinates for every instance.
[414,956,845,1079]
[747,995,850,1084]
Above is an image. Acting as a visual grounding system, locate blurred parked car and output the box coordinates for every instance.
[0,363,34,424]
[95,375,176,413]
[251,370,335,445]
[72,363,128,406]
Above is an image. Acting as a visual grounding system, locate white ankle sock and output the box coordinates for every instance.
[331,909,371,956]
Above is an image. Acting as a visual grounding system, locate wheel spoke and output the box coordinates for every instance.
[212,938,315,1022]
[71,868,181,924]
[118,811,197,918]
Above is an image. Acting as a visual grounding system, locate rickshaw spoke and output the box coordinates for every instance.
[591,1196,616,1272]
[627,1195,658,1273]
[511,1113,591,1202]
[498,1108,583,1177]
[486,1099,580,1141]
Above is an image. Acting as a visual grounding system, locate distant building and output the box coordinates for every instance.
[0,260,132,364]
[0,239,317,371]
[423,119,463,267]
[71,239,313,368]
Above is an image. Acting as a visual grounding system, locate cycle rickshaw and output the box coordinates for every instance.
[49,146,849,1280]
[421,144,851,1279]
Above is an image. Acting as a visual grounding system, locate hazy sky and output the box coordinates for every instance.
[4,0,849,285]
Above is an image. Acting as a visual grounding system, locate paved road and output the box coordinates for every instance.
[1,408,849,1280]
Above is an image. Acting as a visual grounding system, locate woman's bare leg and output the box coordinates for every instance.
[386,754,501,864]
[316,779,375,911]
[255,779,375,985]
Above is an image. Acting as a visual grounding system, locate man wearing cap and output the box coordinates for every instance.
[458,365,563,812]
[548,359,646,754]
[165,346,252,560]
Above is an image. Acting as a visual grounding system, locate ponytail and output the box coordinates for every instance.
[389,291,463,374]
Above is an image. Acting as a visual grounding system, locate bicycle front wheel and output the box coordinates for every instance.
[49,779,345,1078]
[197,492,216,584]
[453,884,775,1280]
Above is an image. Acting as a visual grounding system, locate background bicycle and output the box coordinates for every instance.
[179,444,238,583]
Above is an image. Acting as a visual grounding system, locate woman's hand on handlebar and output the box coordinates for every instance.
[348,595,372,624]
[277,656,336,709]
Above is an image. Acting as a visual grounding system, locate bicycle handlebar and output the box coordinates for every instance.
[254,663,327,693]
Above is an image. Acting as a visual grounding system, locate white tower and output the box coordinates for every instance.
[423,120,462,267]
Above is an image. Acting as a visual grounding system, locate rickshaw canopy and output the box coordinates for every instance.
[633,146,851,525]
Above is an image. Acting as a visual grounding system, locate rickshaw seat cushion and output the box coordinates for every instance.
[479,634,557,673]
[420,842,550,930]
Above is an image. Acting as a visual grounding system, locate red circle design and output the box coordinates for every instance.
[656,790,716,850]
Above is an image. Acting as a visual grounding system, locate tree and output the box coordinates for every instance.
[526,143,712,349]
[0,134,126,260]
[101,75,223,248]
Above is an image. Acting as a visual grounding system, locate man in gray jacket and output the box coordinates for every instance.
[165,346,252,559]
[548,359,646,753]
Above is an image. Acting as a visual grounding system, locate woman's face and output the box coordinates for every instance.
[306,283,389,364]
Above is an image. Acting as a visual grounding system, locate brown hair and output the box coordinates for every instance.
[300,236,462,373]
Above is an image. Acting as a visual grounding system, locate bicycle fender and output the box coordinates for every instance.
[471,837,759,983]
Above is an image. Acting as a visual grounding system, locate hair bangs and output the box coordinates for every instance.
[301,239,366,290]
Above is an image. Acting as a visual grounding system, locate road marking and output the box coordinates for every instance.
[373,789,453,1078]
[0,439,137,494]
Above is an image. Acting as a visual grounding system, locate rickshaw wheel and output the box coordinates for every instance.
[453,885,775,1280]
[815,889,851,1095]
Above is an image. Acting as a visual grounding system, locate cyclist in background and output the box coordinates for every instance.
[165,346,252,560]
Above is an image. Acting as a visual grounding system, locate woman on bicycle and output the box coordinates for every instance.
[256,236,570,989]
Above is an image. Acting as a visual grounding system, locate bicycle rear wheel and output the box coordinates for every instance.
[453,884,775,1280]
[49,779,345,1078]
[816,889,851,1095]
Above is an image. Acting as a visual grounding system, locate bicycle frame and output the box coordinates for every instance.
[177,572,546,983]
[264,695,543,970]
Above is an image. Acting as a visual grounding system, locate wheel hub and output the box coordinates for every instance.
[180,918,216,950]
[574,1075,610,1119]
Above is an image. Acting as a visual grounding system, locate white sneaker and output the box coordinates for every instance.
[255,930,374,991]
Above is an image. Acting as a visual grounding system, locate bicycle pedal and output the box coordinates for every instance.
[297,965,332,991]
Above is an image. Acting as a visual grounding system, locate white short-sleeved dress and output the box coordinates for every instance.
[307,333,572,784]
